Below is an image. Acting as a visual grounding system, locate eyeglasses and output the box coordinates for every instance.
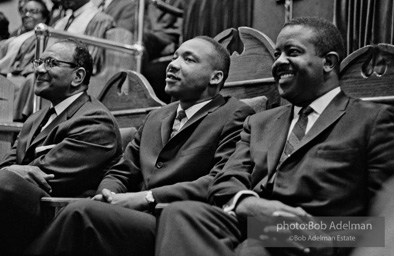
[21,8,43,15]
[32,58,79,70]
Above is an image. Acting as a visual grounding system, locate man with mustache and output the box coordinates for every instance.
[0,38,122,255]
[26,35,255,256]
[153,17,394,256]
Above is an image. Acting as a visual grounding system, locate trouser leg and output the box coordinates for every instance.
[156,201,244,256]
[26,200,156,256]
[0,170,49,255]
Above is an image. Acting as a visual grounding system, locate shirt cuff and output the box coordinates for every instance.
[222,190,259,215]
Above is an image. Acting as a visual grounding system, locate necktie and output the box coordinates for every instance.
[64,12,75,31]
[262,106,314,197]
[31,107,56,142]
[280,105,314,162]
[170,109,187,138]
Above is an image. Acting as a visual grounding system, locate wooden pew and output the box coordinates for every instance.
[0,76,23,159]
[214,26,280,109]
[340,43,394,104]
[98,70,166,128]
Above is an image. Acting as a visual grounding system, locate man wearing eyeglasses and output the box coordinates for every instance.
[0,0,50,77]
[0,38,123,256]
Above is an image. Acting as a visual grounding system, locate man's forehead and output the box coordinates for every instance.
[276,26,315,44]
[178,38,213,55]
[43,43,73,58]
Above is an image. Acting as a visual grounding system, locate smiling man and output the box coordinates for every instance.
[0,0,50,76]
[152,17,394,256]
[25,36,255,256]
[0,39,122,255]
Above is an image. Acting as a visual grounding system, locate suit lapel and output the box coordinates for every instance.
[179,95,225,133]
[26,93,90,154]
[161,104,178,144]
[267,105,292,175]
[27,107,51,147]
[163,95,226,143]
[282,92,349,163]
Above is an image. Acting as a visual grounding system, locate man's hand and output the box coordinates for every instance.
[3,165,54,193]
[93,188,149,211]
[261,215,335,255]
[235,196,310,218]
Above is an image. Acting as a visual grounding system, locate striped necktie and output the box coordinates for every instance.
[262,106,314,197]
[170,109,187,138]
[280,105,314,162]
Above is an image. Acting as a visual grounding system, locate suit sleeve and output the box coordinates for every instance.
[208,115,257,207]
[29,109,122,197]
[110,2,137,32]
[96,124,144,194]
[366,104,394,199]
[0,141,18,167]
[151,104,255,203]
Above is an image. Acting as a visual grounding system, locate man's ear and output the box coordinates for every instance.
[71,67,86,87]
[323,51,340,73]
[209,70,224,86]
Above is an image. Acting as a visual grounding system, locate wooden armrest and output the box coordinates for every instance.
[41,197,85,207]
[154,203,169,217]
[41,197,87,226]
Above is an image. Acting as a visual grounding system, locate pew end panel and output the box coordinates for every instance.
[0,76,23,159]
[340,43,394,104]
[98,70,166,128]
[214,26,281,109]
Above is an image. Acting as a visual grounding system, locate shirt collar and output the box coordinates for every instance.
[51,92,84,116]
[176,99,213,120]
[104,0,113,9]
[293,87,341,117]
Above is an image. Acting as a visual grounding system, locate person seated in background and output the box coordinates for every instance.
[25,35,255,256]
[51,0,115,74]
[0,12,10,41]
[96,0,183,63]
[153,17,394,256]
[143,0,183,61]
[13,0,116,122]
[92,0,137,33]
[0,38,123,256]
[10,0,28,37]
[0,0,50,78]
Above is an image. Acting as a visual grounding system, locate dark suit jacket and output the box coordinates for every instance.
[104,0,137,33]
[0,93,123,197]
[97,95,255,203]
[210,92,394,217]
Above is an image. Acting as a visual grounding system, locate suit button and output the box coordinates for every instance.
[156,162,164,168]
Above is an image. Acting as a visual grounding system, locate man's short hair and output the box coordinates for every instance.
[55,38,93,85]
[195,36,230,89]
[284,17,345,70]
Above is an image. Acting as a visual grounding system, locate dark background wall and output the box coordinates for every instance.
[253,0,334,43]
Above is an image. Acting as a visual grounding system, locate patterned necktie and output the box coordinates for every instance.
[170,109,187,138]
[64,12,75,31]
[31,107,56,142]
[262,106,314,197]
[280,105,314,161]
